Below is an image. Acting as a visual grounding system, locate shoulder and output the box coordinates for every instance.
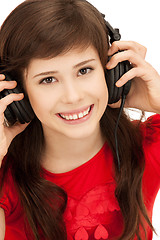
[139,114,160,178]
[0,156,19,217]
[140,114,160,143]
[139,114,160,151]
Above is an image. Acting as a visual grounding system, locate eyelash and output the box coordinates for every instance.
[40,76,56,84]
[78,67,94,76]
[40,67,94,84]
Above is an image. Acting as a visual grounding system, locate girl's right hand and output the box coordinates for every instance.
[0,74,30,166]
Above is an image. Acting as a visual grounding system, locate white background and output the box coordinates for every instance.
[0,1,160,239]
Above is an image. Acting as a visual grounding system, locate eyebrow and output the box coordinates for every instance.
[33,58,96,78]
[73,58,96,69]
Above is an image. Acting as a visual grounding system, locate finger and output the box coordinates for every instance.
[106,50,145,70]
[108,99,122,108]
[108,41,147,57]
[0,80,17,91]
[6,122,30,136]
[0,93,24,118]
[0,74,5,80]
[115,67,143,87]
[108,41,147,59]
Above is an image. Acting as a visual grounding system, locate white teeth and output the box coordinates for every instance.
[78,112,83,118]
[69,115,73,120]
[73,114,78,120]
[84,110,88,116]
[60,106,91,120]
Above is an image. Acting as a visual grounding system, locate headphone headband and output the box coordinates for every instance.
[101,14,121,44]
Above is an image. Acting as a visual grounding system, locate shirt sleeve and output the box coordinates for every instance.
[0,164,19,218]
[141,114,160,178]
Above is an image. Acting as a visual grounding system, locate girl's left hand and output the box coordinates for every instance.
[106,41,160,114]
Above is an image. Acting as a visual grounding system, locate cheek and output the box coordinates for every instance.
[94,73,108,106]
[100,84,108,112]
[97,75,109,114]
[26,87,53,117]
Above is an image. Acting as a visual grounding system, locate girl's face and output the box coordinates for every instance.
[25,45,108,140]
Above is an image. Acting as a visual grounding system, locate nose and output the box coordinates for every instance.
[61,81,83,104]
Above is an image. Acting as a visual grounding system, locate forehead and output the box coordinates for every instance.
[27,45,100,71]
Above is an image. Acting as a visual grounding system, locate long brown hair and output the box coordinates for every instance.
[0,0,154,239]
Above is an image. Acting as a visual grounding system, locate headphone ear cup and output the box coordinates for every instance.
[0,74,35,125]
[105,56,132,104]
[3,100,17,126]
[9,86,35,123]
[105,62,123,104]
[1,87,35,125]
[123,60,132,96]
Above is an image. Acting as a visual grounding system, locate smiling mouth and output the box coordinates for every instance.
[58,105,93,121]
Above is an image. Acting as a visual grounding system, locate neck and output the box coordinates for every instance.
[41,125,106,173]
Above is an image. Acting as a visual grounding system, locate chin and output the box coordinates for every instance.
[63,124,100,140]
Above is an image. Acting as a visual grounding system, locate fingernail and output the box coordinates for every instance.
[115,81,121,87]
[18,93,24,97]
[108,49,112,55]
[106,62,111,69]
[0,74,5,78]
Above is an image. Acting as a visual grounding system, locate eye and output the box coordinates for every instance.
[78,67,93,76]
[41,76,56,84]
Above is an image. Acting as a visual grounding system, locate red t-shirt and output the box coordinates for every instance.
[1,114,160,240]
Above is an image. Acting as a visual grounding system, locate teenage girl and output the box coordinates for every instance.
[0,0,160,239]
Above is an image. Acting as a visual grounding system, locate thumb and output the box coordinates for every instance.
[6,122,30,144]
[108,99,122,108]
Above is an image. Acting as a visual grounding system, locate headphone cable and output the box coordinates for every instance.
[114,92,126,171]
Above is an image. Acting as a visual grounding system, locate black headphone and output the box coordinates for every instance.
[0,17,131,126]
[103,18,131,104]
[0,74,35,125]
